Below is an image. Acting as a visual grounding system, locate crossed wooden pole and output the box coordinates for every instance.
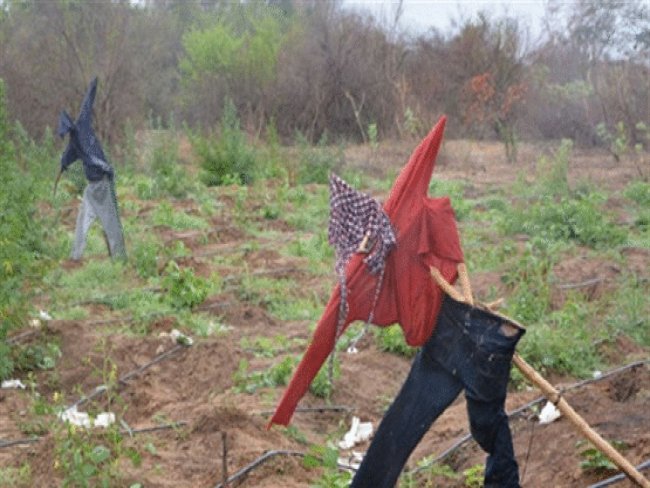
[430,263,650,487]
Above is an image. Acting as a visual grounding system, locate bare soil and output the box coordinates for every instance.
[1,141,648,487]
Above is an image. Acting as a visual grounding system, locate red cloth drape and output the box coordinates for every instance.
[269,116,464,427]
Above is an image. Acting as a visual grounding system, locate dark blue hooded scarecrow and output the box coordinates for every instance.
[56,77,126,260]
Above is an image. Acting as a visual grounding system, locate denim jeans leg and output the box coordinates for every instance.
[351,349,463,488]
[466,396,520,488]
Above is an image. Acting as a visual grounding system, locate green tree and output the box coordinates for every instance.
[180,3,289,132]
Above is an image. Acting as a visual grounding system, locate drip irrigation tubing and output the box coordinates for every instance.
[212,450,354,488]
[68,343,185,410]
[258,405,353,417]
[6,329,40,345]
[213,450,305,488]
[409,358,650,475]
[0,421,187,450]
[588,460,650,488]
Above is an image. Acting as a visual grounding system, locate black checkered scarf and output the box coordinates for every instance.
[328,174,397,341]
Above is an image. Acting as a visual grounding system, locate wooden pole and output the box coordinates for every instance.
[221,431,228,488]
[430,264,650,487]
[512,354,649,487]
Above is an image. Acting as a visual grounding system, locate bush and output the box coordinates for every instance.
[147,131,192,198]
[500,193,627,249]
[373,325,417,357]
[161,261,209,309]
[192,98,258,186]
[0,80,48,334]
[131,236,162,279]
[295,132,343,185]
[624,180,650,207]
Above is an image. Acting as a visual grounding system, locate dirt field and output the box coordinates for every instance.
[1,140,648,487]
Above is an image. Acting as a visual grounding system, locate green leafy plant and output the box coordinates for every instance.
[304,443,351,488]
[463,463,485,488]
[161,261,209,309]
[152,133,190,198]
[367,122,378,151]
[577,440,627,473]
[233,356,297,394]
[151,201,208,230]
[192,98,258,186]
[130,236,162,279]
[623,180,650,207]
[0,463,32,487]
[0,79,50,335]
[373,325,417,358]
[310,359,340,399]
[295,132,344,185]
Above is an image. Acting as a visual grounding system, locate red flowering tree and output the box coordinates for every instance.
[464,71,527,163]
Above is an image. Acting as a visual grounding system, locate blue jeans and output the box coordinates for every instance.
[351,296,525,488]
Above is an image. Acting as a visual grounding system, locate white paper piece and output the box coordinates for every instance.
[338,451,364,471]
[1,379,26,389]
[159,329,194,346]
[538,400,562,424]
[338,416,373,449]
[592,370,602,379]
[39,310,52,321]
[59,406,115,428]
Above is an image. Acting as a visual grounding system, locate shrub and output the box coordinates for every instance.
[131,236,162,279]
[146,131,191,198]
[192,98,258,186]
[233,356,297,394]
[623,180,650,207]
[295,132,343,185]
[373,325,417,357]
[0,80,49,335]
[161,261,209,309]
[500,193,627,249]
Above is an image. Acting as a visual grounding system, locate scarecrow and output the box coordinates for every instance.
[269,117,649,487]
[55,77,126,261]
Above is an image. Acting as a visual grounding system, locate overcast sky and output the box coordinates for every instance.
[343,0,549,38]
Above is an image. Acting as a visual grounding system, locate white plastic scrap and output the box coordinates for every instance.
[338,416,373,450]
[1,379,27,389]
[58,406,115,428]
[39,310,53,321]
[159,329,194,346]
[338,451,364,471]
[538,400,562,425]
[592,370,603,379]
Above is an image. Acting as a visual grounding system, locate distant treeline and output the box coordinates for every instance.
[0,0,648,155]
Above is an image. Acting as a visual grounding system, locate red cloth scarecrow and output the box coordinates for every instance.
[269,116,464,427]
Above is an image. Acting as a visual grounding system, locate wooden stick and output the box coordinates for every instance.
[430,267,465,302]
[512,354,649,487]
[457,263,474,305]
[221,431,229,488]
[430,264,650,487]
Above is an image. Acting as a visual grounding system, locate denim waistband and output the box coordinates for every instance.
[440,295,526,331]
[438,295,526,342]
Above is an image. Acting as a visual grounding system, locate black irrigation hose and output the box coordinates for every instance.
[0,421,188,450]
[0,437,40,449]
[258,405,353,417]
[212,450,354,488]
[588,460,650,488]
[68,344,185,410]
[409,358,650,475]
[6,329,40,345]
[213,450,306,488]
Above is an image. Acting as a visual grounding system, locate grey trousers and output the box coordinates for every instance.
[72,176,126,260]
